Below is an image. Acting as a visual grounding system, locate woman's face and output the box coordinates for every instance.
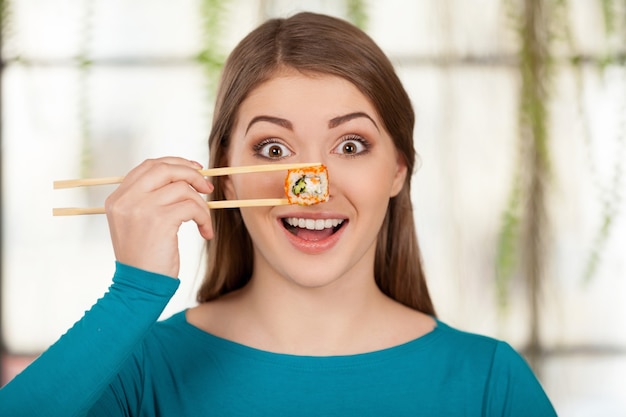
[224,69,407,289]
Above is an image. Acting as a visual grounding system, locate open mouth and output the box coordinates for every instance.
[281,217,346,241]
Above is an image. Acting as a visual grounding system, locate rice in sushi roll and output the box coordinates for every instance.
[285,165,329,205]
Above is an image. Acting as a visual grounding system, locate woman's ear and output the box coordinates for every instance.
[222,175,237,200]
[219,152,238,200]
[389,152,408,197]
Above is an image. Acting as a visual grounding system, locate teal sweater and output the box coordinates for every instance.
[0,263,557,416]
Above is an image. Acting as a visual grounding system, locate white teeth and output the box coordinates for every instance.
[285,217,344,230]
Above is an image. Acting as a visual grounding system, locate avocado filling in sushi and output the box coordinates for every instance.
[291,177,309,195]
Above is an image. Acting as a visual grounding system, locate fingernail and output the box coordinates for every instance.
[190,160,203,168]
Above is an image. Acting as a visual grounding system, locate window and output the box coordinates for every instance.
[2,1,625,415]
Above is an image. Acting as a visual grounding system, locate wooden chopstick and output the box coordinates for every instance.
[52,198,291,216]
[53,162,320,216]
[53,162,322,189]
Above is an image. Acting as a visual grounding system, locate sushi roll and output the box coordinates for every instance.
[285,165,329,205]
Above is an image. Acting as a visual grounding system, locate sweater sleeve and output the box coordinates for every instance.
[484,341,558,417]
[0,262,180,417]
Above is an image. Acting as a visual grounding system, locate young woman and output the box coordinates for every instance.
[0,12,557,416]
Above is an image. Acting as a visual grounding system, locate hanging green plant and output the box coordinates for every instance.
[600,0,618,37]
[0,0,10,41]
[496,0,553,306]
[495,0,556,367]
[496,0,626,367]
[495,175,523,313]
[346,0,368,30]
[77,0,94,180]
[579,0,626,283]
[196,0,230,100]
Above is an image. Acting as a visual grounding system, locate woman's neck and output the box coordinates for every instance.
[188,266,434,356]
[239,269,386,355]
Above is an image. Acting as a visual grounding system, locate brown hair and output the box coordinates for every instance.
[197,12,435,315]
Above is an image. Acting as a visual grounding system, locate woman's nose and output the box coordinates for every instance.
[296,144,328,167]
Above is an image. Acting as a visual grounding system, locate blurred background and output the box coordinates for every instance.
[1,0,625,415]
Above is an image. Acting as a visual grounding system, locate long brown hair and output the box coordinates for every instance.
[197,12,435,315]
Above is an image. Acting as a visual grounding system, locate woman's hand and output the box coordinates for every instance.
[105,157,214,278]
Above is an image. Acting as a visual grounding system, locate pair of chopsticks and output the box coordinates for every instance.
[53,162,321,216]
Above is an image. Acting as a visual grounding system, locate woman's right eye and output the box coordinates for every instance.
[254,140,293,159]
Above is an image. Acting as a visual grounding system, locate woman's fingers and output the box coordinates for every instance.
[155,182,215,240]
[105,157,214,278]
[147,181,215,240]
[118,157,198,185]
[118,157,213,196]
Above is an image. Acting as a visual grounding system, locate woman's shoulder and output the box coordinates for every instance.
[432,322,557,415]
[135,309,223,365]
[144,310,194,344]
[432,320,503,349]
[422,320,528,375]
[430,320,547,387]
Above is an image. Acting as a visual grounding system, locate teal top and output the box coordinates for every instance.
[0,263,557,417]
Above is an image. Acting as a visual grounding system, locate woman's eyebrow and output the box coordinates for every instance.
[328,112,379,131]
[246,115,293,133]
